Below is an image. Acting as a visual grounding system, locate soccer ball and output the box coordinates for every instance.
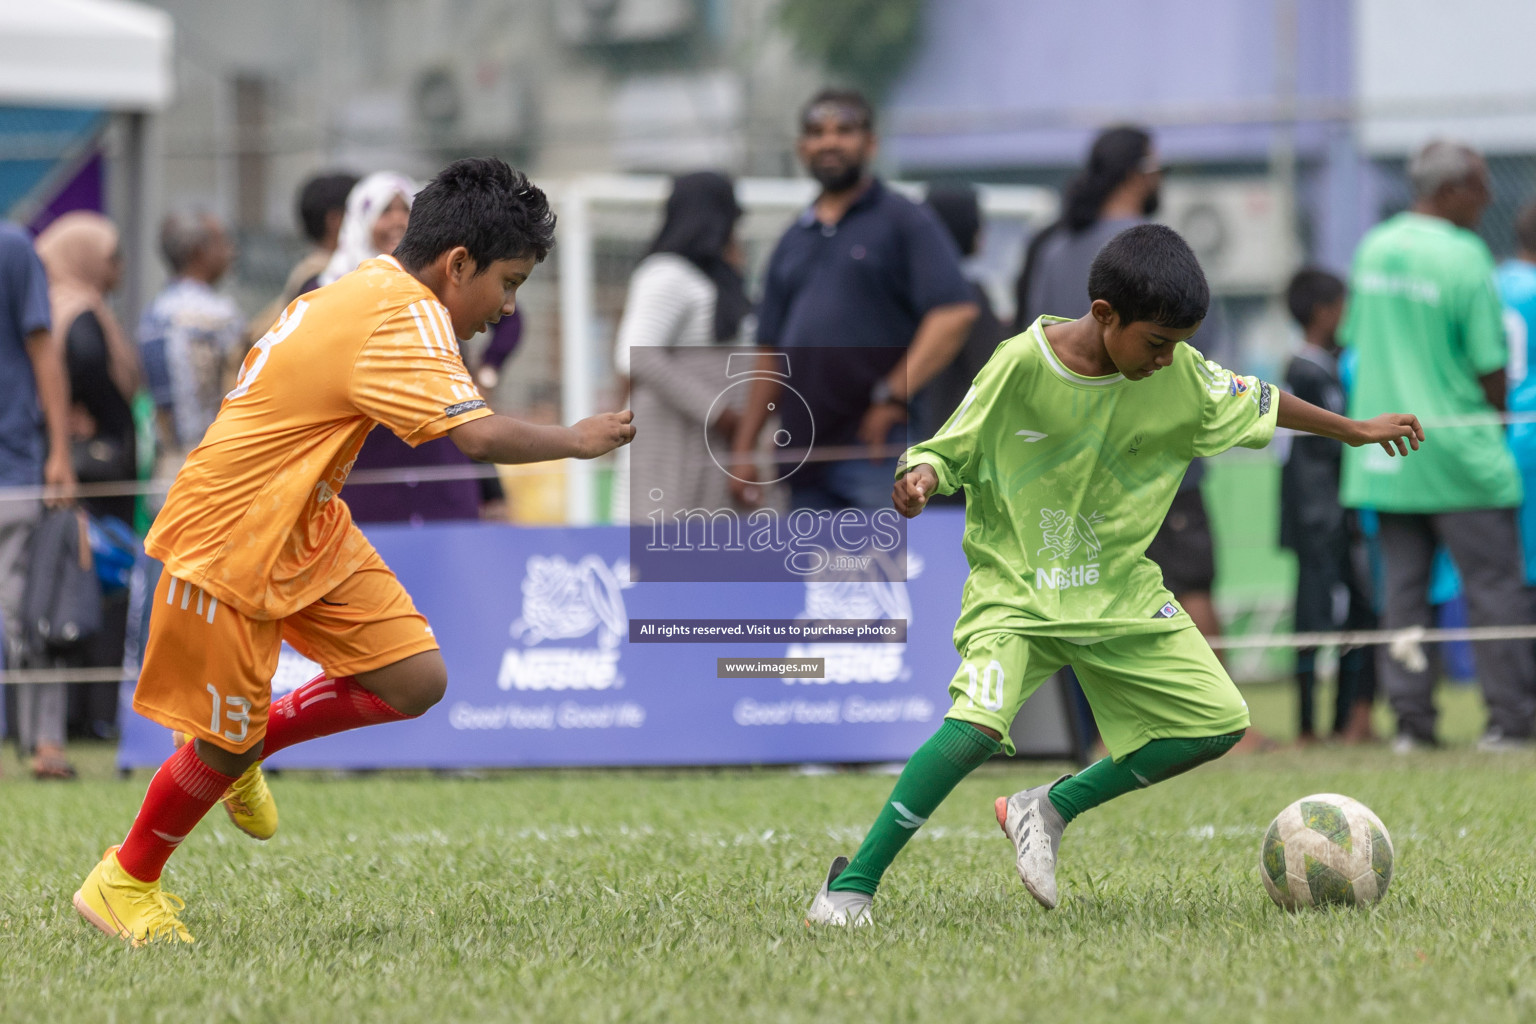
[1259,793,1394,909]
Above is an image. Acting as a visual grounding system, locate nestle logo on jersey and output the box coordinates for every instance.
[1034,563,1100,589]
[444,399,488,417]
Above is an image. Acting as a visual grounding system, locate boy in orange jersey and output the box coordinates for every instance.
[73,158,634,945]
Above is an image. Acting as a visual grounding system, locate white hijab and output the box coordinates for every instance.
[318,171,417,286]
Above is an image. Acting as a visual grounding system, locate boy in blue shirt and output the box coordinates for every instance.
[1497,201,1536,584]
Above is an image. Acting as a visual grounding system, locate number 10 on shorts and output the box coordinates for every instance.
[964,660,1006,713]
[207,683,252,743]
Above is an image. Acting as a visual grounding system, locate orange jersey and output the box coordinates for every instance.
[144,256,493,619]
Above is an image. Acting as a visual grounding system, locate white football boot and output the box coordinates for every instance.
[995,776,1070,909]
[804,856,873,927]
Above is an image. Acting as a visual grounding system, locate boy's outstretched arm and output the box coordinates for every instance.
[449,410,634,464]
[893,463,939,518]
[1276,390,1423,456]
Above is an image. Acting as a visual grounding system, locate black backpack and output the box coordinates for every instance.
[20,507,103,662]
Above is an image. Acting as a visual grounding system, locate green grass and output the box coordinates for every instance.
[4,685,1533,1023]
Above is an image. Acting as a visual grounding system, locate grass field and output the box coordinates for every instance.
[4,683,1534,1024]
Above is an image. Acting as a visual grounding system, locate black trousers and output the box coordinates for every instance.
[1290,521,1376,735]
[1376,508,1536,741]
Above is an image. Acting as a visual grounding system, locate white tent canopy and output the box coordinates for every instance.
[0,0,174,320]
[0,0,172,110]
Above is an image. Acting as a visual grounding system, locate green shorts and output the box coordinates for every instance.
[944,627,1250,759]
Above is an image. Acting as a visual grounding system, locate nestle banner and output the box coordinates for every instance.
[117,508,1076,769]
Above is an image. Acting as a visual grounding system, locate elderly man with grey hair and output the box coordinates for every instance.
[138,210,242,462]
[1341,139,1536,751]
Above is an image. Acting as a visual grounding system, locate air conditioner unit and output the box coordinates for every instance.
[412,62,531,145]
[1158,179,1298,294]
[557,0,696,45]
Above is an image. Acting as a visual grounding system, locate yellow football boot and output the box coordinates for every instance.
[73,847,194,946]
[172,732,279,841]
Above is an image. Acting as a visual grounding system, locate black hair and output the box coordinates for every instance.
[651,172,739,265]
[925,183,981,257]
[800,87,874,131]
[394,157,556,273]
[1285,267,1346,329]
[1087,223,1209,328]
[1061,125,1153,233]
[649,171,749,341]
[1516,200,1536,255]
[1011,125,1155,330]
[296,172,359,243]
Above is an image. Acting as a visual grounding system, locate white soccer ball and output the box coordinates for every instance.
[1259,793,1394,909]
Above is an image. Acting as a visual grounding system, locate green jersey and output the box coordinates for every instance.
[1340,212,1520,511]
[903,316,1278,648]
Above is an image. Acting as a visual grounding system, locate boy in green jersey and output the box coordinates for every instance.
[806,225,1424,925]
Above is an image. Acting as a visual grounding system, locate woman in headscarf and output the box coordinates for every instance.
[612,171,751,521]
[37,212,140,523]
[301,170,415,293]
[308,171,499,523]
[32,212,143,778]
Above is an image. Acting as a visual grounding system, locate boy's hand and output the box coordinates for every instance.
[1348,413,1424,456]
[893,464,938,518]
[573,410,635,458]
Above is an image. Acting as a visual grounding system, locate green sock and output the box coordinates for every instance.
[1047,730,1245,824]
[829,719,1001,896]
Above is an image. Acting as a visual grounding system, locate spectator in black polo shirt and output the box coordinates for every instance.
[730,88,978,510]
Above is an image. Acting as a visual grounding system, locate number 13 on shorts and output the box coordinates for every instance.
[206,683,252,744]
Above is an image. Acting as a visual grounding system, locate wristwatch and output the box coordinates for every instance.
[870,377,906,408]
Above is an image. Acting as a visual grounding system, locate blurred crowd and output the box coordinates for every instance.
[0,163,518,778]
[612,95,1536,758]
[4,86,1536,777]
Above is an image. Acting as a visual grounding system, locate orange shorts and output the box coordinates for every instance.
[132,549,440,753]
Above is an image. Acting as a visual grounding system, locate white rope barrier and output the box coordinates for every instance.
[0,458,564,505]
[0,667,133,685]
[0,406,1528,506]
[0,442,922,505]
[1208,623,1536,674]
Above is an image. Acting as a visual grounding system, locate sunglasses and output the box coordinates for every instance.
[800,103,871,135]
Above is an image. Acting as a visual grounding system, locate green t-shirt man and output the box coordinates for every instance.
[902,316,1279,651]
[1340,211,1520,511]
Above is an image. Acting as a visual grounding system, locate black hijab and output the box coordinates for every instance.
[1012,125,1154,331]
[649,172,750,342]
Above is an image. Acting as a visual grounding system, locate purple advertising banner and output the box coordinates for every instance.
[118,508,1072,769]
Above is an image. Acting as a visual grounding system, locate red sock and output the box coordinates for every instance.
[117,743,238,882]
[261,673,412,758]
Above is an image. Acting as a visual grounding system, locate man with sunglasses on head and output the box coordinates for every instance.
[730,88,978,511]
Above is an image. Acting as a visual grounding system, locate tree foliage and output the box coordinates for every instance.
[776,0,927,101]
